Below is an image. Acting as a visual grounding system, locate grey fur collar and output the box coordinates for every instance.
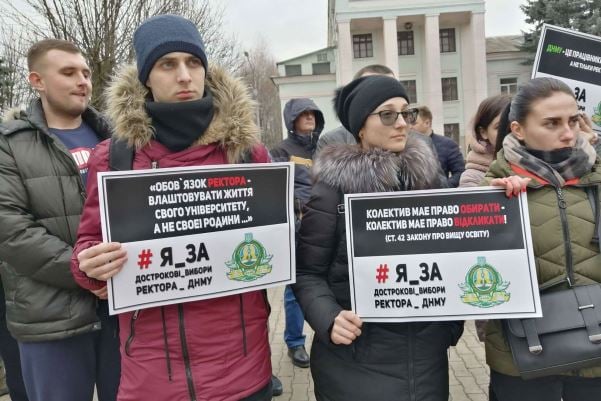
[314,136,444,193]
[105,63,259,163]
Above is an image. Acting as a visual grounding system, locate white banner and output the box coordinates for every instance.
[345,187,542,322]
[97,163,295,314]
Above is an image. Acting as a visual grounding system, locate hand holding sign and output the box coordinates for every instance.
[331,310,363,345]
[77,242,127,281]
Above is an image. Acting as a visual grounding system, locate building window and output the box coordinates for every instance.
[400,79,417,103]
[500,77,518,95]
[444,123,460,144]
[442,77,458,101]
[285,64,302,76]
[317,52,328,62]
[312,62,330,75]
[397,31,414,55]
[353,34,373,58]
[439,28,456,53]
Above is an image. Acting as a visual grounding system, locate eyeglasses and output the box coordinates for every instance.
[369,108,418,126]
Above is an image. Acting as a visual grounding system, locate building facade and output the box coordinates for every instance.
[272,0,531,150]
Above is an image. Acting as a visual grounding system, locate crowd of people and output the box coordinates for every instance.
[0,11,600,401]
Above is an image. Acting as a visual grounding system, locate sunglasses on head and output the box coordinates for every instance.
[369,108,418,126]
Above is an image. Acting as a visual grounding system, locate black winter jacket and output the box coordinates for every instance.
[293,138,463,401]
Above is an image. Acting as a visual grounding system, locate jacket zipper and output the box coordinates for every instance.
[555,187,574,286]
[178,304,197,401]
[408,324,416,401]
[124,310,140,356]
[152,160,159,169]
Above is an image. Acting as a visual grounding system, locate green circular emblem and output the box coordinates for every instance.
[234,240,265,271]
[459,257,510,308]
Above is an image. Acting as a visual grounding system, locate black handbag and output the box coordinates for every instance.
[505,284,601,379]
[504,186,601,379]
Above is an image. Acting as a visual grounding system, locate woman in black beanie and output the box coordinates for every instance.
[292,75,464,401]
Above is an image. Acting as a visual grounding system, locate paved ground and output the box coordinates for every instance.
[0,286,491,401]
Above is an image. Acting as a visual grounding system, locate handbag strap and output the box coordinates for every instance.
[522,319,543,354]
[573,285,601,344]
[585,185,601,246]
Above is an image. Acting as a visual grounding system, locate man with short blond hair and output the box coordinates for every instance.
[0,38,119,401]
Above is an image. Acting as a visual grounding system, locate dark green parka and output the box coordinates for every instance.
[484,150,601,377]
[0,99,110,341]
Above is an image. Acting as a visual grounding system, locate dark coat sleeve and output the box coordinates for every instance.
[0,135,78,289]
[445,140,465,188]
[292,181,344,344]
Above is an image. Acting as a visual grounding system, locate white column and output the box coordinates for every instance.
[471,12,488,107]
[460,11,487,152]
[424,14,444,135]
[382,17,399,76]
[336,20,353,85]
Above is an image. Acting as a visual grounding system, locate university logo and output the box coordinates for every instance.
[459,256,510,308]
[226,233,273,282]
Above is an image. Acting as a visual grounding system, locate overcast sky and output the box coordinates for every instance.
[214,0,532,61]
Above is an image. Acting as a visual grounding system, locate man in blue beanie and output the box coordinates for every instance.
[72,14,277,401]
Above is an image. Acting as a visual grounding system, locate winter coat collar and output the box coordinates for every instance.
[105,64,259,163]
[0,99,110,140]
[313,135,444,194]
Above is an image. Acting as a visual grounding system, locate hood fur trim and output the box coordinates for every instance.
[105,64,259,163]
[2,107,24,122]
[314,135,443,193]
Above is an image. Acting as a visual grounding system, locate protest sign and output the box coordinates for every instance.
[97,163,295,314]
[533,24,601,132]
[345,187,542,322]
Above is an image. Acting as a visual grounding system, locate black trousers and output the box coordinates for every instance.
[0,281,28,401]
[490,370,601,401]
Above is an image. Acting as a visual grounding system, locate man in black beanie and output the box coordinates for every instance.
[72,14,275,401]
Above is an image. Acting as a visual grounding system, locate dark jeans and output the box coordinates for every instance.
[490,370,601,401]
[0,282,28,401]
[284,285,305,348]
[18,301,120,401]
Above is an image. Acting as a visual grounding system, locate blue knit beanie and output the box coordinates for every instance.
[133,14,208,85]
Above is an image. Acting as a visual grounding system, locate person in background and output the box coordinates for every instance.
[270,98,325,369]
[412,105,465,187]
[459,94,512,189]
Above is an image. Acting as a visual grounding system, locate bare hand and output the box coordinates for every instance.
[77,242,127,281]
[90,286,108,299]
[578,113,597,144]
[330,310,363,345]
[490,176,531,198]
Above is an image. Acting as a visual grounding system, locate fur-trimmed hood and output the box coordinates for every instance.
[313,135,445,194]
[105,63,259,163]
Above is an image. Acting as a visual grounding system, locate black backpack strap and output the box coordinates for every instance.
[109,138,135,171]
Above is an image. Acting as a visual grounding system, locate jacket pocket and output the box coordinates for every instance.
[124,310,141,356]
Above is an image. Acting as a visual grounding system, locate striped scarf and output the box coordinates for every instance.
[502,134,596,186]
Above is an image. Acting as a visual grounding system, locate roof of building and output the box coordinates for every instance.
[276,47,335,65]
[486,35,524,54]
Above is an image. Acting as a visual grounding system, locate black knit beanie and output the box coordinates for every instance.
[334,75,409,139]
[134,14,208,85]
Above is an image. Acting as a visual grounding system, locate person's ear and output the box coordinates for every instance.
[477,126,488,141]
[28,72,44,92]
[511,121,525,141]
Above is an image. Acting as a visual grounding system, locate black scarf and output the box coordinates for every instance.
[145,89,215,152]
